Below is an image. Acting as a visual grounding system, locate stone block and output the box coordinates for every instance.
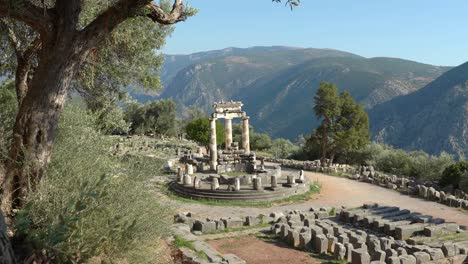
[423,223,459,237]
[270,212,285,222]
[345,242,354,262]
[441,242,457,257]
[192,220,217,233]
[372,250,386,262]
[245,216,261,226]
[399,255,416,264]
[288,229,301,248]
[280,225,290,240]
[193,240,224,263]
[216,220,225,231]
[299,232,312,249]
[334,242,346,260]
[395,224,428,240]
[314,234,328,254]
[221,217,244,229]
[351,248,371,264]
[397,247,407,256]
[424,248,444,260]
[413,252,430,264]
[327,234,336,253]
[310,225,323,239]
[338,233,349,244]
[387,257,401,264]
[385,249,398,260]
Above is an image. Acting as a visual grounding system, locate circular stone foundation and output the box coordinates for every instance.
[169,173,310,202]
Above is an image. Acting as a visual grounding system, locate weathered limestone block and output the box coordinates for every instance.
[270,212,285,222]
[299,232,312,249]
[314,234,328,254]
[288,229,301,248]
[177,167,183,182]
[397,247,407,256]
[310,225,323,240]
[424,248,444,260]
[334,242,347,260]
[216,220,225,231]
[234,177,241,191]
[338,233,349,245]
[372,250,386,262]
[186,163,194,175]
[221,217,244,229]
[385,248,398,261]
[351,249,371,264]
[193,220,217,233]
[183,174,192,185]
[400,255,416,264]
[413,252,430,264]
[327,234,337,253]
[253,177,263,190]
[211,177,220,190]
[441,242,457,257]
[395,224,429,240]
[245,216,260,226]
[270,175,278,188]
[193,176,201,189]
[193,240,223,263]
[345,243,354,262]
[423,223,459,237]
[387,256,401,264]
[384,221,412,234]
[280,225,290,240]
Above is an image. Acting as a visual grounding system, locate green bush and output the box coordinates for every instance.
[440,161,468,189]
[459,171,468,193]
[345,142,454,181]
[15,105,171,263]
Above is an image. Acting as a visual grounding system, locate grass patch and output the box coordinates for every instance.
[166,182,321,208]
[195,250,209,260]
[173,236,196,251]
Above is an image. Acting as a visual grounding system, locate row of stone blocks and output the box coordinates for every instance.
[263,157,468,211]
[174,208,332,235]
[270,210,467,264]
[339,204,462,240]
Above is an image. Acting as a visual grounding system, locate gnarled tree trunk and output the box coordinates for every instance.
[1,39,86,215]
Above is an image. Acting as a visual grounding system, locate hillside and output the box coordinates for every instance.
[157,47,448,139]
[370,62,468,159]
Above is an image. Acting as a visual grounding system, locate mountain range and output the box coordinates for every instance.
[149,46,466,158]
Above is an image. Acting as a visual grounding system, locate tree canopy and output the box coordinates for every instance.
[311,82,369,164]
[185,117,225,147]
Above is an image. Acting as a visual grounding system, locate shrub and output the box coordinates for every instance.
[15,104,172,263]
[346,142,454,181]
[440,161,468,189]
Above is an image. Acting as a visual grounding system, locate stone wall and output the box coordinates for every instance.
[264,158,468,212]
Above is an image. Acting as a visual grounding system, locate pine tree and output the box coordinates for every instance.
[313,82,341,164]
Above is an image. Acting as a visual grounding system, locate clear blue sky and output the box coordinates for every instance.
[162,0,468,66]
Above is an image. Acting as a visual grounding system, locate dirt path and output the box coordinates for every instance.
[168,166,468,226]
[209,235,320,264]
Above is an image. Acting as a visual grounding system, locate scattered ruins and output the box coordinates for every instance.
[170,101,310,201]
[173,203,468,264]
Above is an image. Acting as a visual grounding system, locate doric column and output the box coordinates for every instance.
[242,116,250,153]
[209,118,218,171]
[225,118,232,149]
